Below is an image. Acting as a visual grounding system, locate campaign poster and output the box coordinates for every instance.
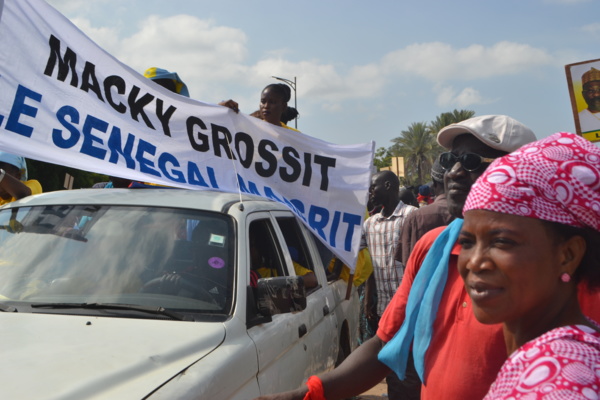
[565,58,600,143]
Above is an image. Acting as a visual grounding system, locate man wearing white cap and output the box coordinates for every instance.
[0,151,42,205]
[255,115,600,400]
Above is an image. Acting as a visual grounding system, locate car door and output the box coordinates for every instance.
[245,212,311,394]
[245,211,338,395]
[270,212,339,373]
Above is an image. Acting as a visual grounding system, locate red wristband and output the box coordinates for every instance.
[303,376,325,400]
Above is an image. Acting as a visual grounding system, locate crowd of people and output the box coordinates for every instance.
[162,65,600,399]
[4,66,599,399]
[254,114,600,400]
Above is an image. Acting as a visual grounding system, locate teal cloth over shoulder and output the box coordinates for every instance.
[378,218,464,382]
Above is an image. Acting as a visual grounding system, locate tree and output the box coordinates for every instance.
[391,122,440,187]
[378,109,476,186]
[448,109,476,123]
[373,147,392,170]
[429,109,475,136]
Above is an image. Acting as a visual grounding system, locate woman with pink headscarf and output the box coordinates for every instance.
[458,132,600,398]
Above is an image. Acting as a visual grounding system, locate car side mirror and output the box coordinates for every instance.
[257,276,307,316]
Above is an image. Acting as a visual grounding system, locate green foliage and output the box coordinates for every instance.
[390,122,441,187]
[27,159,107,192]
[382,109,475,187]
[374,147,392,169]
[429,109,476,136]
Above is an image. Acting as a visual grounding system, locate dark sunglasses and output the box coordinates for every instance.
[439,152,496,172]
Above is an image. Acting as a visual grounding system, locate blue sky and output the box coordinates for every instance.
[47,0,600,149]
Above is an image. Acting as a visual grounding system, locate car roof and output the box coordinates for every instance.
[3,189,289,214]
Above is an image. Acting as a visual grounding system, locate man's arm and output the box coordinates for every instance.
[301,271,318,289]
[399,212,417,266]
[364,274,377,321]
[0,174,31,200]
[253,336,390,400]
[292,262,318,289]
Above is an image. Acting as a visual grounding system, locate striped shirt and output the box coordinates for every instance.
[363,201,416,316]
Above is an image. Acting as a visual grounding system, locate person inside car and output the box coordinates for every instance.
[249,231,317,289]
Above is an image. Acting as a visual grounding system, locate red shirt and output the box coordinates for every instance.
[377,226,600,400]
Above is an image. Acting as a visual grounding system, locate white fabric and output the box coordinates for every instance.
[0,0,374,267]
[578,108,600,134]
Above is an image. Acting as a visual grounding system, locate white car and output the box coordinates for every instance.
[0,188,360,399]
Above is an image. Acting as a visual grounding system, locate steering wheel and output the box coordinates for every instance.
[140,273,216,304]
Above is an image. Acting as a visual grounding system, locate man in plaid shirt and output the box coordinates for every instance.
[362,170,417,399]
[363,170,417,320]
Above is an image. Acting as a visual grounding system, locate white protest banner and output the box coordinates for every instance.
[0,0,374,268]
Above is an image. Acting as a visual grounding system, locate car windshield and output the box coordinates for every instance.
[0,204,235,320]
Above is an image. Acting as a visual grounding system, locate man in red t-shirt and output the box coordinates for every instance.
[254,116,600,400]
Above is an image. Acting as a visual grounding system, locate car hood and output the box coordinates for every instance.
[0,313,226,399]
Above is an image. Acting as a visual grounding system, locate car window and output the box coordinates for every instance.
[0,204,235,320]
[248,219,287,279]
[306,231,340,281]
[274,217,312,270]
[275,217,322,292]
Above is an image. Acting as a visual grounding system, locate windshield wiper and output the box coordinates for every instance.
[0,303,17,312]
[31,302,191,321]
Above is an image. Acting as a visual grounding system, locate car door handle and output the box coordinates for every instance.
[322,305,330,316]
[298,323,307,338]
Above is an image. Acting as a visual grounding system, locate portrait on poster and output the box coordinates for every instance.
[565,58,600,143]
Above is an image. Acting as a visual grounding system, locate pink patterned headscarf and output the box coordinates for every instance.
[464,132,600,232]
